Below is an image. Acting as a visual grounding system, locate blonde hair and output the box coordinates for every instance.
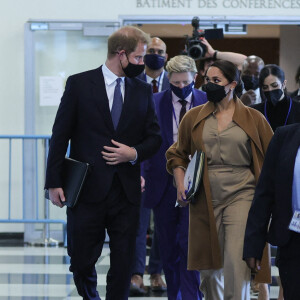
[108,26,150,58]
[166,55,197,76]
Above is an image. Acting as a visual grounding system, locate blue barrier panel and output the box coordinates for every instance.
[0,135,67,246]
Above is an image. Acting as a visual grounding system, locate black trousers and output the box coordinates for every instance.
[67,174,140,300]
[277,232,300,300]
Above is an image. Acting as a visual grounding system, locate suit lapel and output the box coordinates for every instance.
[137,73,145,81]
[92,66,114,132]
[192,90,203,107]
[160,90,174,146]
[233,98,265,157]
[162,72,170,91]
[193,101,215,129]
[281,126,300,196]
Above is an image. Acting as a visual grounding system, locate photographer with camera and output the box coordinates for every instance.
[186,17,246,80]
[200,37,247,71]
[196,38,246,90]
[187,26,246,88]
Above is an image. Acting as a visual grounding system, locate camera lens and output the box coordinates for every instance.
[188,44,204,60]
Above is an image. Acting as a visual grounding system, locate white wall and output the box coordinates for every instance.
[0,0,299,234]
[0,0,129,234]
[0,0,123,135]
[1,0,299,134]
[280,25,300,93]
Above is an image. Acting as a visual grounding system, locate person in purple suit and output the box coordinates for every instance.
[130,37,169,295]
[143,55,207,300]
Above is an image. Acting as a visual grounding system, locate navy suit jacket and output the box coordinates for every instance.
[137,71,170,91]
[45,66,162,205]
[143,88,207,209]
[244,123,300,260]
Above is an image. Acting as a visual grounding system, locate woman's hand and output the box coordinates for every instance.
[176,183,190,207]
[173,167,190,207]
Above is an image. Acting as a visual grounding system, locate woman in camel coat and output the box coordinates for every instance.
[166,60,273,300]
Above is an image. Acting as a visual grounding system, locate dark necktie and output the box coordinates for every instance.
[111,78,123,129]
[179,99,187,123]
[152,79,158,93]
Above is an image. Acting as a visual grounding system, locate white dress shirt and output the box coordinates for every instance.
[102,63,137,163]
[145,70,165,93]
[102,63,125,110]
[172,91,193,143]
[292,147,300,212]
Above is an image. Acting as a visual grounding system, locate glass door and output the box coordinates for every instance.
[26,21,119,135]
[24,21,119,243]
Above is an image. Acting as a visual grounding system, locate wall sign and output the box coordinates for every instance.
[135,0,300,13]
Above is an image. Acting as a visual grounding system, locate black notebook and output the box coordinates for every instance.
[45,157,89,208]
[184,150,205,203]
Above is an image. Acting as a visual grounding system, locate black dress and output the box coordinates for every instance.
[251,96,300,131]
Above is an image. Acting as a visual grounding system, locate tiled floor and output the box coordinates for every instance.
[0,244,280,299]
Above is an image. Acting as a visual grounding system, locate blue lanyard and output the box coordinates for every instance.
[264,97,292,126]
[172,97,194,129]
[145,72,163,92]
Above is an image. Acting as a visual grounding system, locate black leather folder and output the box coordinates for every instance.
[45,157,89,208]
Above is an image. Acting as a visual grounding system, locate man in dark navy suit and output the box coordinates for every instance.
[243,123,300,300]
[143,55,207,300]
[131,37,169,294]
[45,26,162,300]
[137,37,170,92]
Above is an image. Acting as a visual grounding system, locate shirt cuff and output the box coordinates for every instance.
[129,147,138,165]
[175,166,186,171]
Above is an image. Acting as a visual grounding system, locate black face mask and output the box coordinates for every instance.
[202,82,229,103]
[121,54,145,78]
[242,75,259,91]
[264,89,283,106]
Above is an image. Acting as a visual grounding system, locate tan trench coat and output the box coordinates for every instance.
[166,99,273,283]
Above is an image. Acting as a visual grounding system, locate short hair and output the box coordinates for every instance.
[107,26,150,58]
[242,55,265,71]
[166,55,197,77]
